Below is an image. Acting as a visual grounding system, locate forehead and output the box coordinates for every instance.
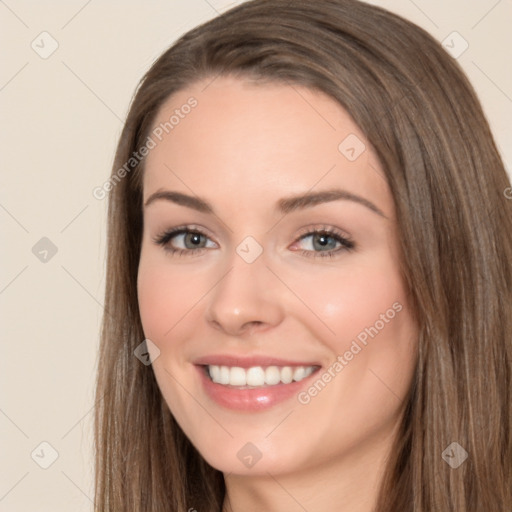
[142,76,390,214]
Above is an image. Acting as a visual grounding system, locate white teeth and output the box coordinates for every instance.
[219,365,230,385]
[210,365,220,382]
[246,366,265,386]
[265,366,281,385]
[304,366,314,378]
[293,366,306,381]
[229,367,246,386]
[207,364,316,387]
[281,366,293,384]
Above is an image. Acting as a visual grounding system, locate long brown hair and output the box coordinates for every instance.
[94,1,512,510]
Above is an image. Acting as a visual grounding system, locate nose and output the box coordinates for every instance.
[204,250,285,337]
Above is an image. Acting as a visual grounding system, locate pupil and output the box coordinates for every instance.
[186,233,203,248]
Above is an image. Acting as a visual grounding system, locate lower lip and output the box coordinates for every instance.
[196,365,318,411]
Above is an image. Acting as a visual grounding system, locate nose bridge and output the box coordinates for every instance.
[205,242,283,335]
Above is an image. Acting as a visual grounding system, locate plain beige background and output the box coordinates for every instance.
[1,0,511,510]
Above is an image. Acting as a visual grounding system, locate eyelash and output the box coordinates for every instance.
[152,224,355,259]
[294,225,355,258]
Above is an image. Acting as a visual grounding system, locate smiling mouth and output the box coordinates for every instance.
[203,364,320,388]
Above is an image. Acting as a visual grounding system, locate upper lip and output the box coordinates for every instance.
[193,354,321,368]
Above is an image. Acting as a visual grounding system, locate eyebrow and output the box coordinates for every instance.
[144,188,386,217]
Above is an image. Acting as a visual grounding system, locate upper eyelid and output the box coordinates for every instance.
[155,225,352,248]
[295,224,351,239]
[158,224,217,240]
[153,226,218,247]
[156,225,348,238]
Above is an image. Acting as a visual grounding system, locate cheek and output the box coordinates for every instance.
[137,257,204,423]
[138,262,173,340]
[287,259,417,446]
[290,257,408,346]
[332,266,416,405]
[288,253,417,399]
[138,259,195,342]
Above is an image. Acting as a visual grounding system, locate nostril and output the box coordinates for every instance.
[245,321,264,334]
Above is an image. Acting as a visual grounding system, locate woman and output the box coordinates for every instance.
[94,1,512,510]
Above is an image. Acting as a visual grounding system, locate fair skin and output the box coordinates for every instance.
[137,76,418,512]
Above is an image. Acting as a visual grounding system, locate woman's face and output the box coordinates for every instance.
[137,76,418,477]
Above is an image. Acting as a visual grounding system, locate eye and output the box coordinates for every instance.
[291,227,355,258]
[152,226,217,256]
[153,225,355,259]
